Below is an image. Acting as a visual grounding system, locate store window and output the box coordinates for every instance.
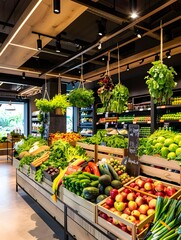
[66,107,73,132]
[0,101,27,137]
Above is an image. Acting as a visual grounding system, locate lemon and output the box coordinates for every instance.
[167,152,176,160]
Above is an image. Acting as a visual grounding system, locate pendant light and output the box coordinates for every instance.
[53,0,60,14]
[37,35,42,50]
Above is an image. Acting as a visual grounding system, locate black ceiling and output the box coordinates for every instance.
[0,0,181,97]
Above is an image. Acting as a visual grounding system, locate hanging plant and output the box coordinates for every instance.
[35,98,52,113]
[145,60,177,104]
[69,88,95,108]
[51,93,70,115]
[109,83,129,113]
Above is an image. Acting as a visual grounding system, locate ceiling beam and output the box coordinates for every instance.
[43,0,177,76]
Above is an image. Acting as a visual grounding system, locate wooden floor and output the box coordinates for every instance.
[0,156,67,240]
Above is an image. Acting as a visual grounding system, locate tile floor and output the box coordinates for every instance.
[0,156,68,240]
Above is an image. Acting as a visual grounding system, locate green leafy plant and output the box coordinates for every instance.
[51,94,70,115]
[35,98,52,113]
[109,83,129,113]
[145,61,177,104]
[69,88,95,108]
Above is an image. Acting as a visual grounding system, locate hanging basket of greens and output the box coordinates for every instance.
[35,98,52,113]
[109,83,129,113]
[145,60,177,104]
[51,93,70,115]
[69,88,95,108]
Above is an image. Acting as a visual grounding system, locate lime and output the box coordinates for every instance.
[167,152,176,160]
[174,135,181,144]
[157,136,165,143]
[161,147,169,158]
[168,143,178,152]
[176,148,181,156]
[164,138,174,147]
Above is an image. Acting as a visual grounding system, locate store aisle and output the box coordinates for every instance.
[0,157,65,240]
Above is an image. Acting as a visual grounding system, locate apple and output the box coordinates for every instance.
[145,178,153,183]
[109,207,117,212]
[144,182,152,191]
[110,189,119,199]
[112,217,119,225]
[140,187,146,192]
[127,192,136,201]
[114,201,126,212]
[155,192,165,197]
[120,226,128,232]
[123,207,131,215]
[107,217,113,223]
[106,198,114,207]
[149,199,157,209]
[147,209,155,215]
[131,210,140,218]
[154,181,162,187]
[120,213,129,219]
[119,222,126,227]
[127,215,136,222]
[146,196,153,203]
[99,212,108,220]
[115,193,125,202]
[165,186,176,197]
[123,188,131,194]
[136,179,145,188]
[134,185,140,190]
[128,201,137,211]
[147,190,154,195]
[114,210,122,216]
[135,192,141,197]
[134,220,140,225]
[155,183,165,192]
[139,214,147,221]
[138,204,149,215]
[121,192,128,202]
[129,182,137,188]
[102,203,110,209]
[135,196,144,207]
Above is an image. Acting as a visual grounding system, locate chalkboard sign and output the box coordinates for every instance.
[126,124,140,176]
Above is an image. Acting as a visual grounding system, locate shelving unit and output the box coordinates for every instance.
[31,111,41,137]
[79,106,96,136]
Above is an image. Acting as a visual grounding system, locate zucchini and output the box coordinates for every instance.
[82,172,99,180]
[82,187,99,200]
[99,164,112,178]
[107,163,119,180]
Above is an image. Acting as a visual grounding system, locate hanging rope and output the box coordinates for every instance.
[105,51,110,76]
[43,75,50,100]
[117,44,121,84]
[160,20,163,64]
[81,54,85,89]
[58,74,61,94]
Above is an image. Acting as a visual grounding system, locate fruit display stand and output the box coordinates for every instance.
[139,155,181,185]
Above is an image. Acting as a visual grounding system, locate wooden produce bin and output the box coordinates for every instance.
[76,142,96,159]
[62,187,97,223]
[97,187,154,240]
[139,155,181,185]
[96,145,128,162]
[0,142,11,149]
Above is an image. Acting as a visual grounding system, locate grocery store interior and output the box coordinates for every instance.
[0,0,181,240]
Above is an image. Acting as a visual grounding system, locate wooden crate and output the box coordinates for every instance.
[124,175,181,200]
[0,142,12,149]
[139,155,181,185]
[96,145,128,162]
[97,187,154,240]
[62,187,97,223]
[76,142,96,160]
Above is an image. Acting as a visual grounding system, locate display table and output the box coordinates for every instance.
[13,158,115,240]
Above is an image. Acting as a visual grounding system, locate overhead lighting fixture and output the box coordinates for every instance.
[135,28,142,38]
[5,101,16,111]
[166,50,171,59]
[37,35,42,50]
[155,54,159,61]
[97,21,105,36]
[22,72,25,79]
[0,82,3,86]
[55,40,61,53]
[130,0,138,19]
[126,64,130,71]
[98,42,102,50]
[53,0,60,14]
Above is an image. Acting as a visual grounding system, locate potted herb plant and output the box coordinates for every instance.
[35,98,52,113]
[145,60,177,104]
[51,93,70,115]
[69,88,95,108]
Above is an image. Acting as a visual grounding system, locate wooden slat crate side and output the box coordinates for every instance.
[77,142,95,151]
[141,165,180,185]
[86,151,95,158]
[97,153,123,162]
[140,155,180,170]
[13,158,19,168]
[97,145,127,156]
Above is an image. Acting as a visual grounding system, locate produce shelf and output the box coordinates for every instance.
[157,104,181,109]
[159,120,181,123]
[80,114,93,118]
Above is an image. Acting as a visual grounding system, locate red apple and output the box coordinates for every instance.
[128,201,137,211]
[123,207,131,215]
[155,192,165,197]
[102,203,110,209]
[114,210,122,217]
[136,179,145,188]
[144,182,152,191]
[129,182,137,188]
[147,209,155,215]
[145,178,153,183]
[107,217,113,223]
[139,214,147,221]
[127,192,136,201]
[134,220,140,225]
[110,189,119,199]
[140,187,146,192]
[149,199,157,209]
[136,192,141,197]
[109,207,117,212]
[135,196,144,207]
[165,186,176,197]
[106,198,114,207]
[154,181,162,187]
[121,192,128,202]
[112,217,119,225]
[123,188,131,194]
[138,204,149,215]
[155,183,165,192]
[99,212,108,220]
[146,196,153,203]
[127,215,136,222]
[131,210,140,219]
[134,185,140,190]
[147,190,154,195]
[120,226,128,232]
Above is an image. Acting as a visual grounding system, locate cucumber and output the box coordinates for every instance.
[99,164,112,178]
[82,187,99,200]
[107,163,119,180]
[78,174,90,180]
[82,172,99,180]
[90,180,99,187]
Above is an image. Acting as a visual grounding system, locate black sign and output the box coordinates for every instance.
[126,124,140,176]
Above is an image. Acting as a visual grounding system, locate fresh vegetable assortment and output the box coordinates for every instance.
[49,132,82,145]
[144,197,181,240]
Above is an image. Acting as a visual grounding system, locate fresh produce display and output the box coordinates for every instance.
[160,112,181,121]
[49,132,82,145]
[80,130,107,145]
[127,177,178,198]
[138,129,181,161]
[144,196,181,240]
[139,127,151,138]
[118,116,134,123]
[171,96,181,105]
[31,151,50,168]
[118,116,151,123]
[98,187,156,236]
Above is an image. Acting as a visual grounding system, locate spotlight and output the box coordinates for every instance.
[155,54,159,61]
[98,42,102,50]
[22,72,25,79]
[37,35,42,50]
[56,40,61,53]
[135,28,142,38]
[97,21,105,36]
[126,64,130,71]
[166,50,171,59]
[130,0,138,19]
[53,0,60,14]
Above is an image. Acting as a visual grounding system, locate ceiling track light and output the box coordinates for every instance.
[98,42,102,50]
[135,28,142,38]
[97,20,105,37]
[55,40,61,53]
[37,34,42,50]
[166,50,171,59]
[126,64,130,71]
[130,0,138,19]
[22,72,25,79]
[53,0,60,14]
